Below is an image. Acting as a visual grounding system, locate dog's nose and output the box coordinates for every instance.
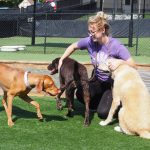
[47,65,50,70]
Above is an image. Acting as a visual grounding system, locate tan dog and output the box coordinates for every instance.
[100,64,150,139]
[0,64,60,127]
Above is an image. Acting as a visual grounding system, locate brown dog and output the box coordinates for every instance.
[100,64,150,139]
[0,64,60,127]
[48,57,90,126]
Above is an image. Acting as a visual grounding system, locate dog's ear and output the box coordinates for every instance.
[36,79,44,93]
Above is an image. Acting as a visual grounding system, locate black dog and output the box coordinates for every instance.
[47,57,90,126]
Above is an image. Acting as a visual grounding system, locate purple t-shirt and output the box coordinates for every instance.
[77,36,131,82]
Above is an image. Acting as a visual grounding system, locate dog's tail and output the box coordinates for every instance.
[139,130,150,139]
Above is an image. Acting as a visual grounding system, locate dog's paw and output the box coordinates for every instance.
[99,121,108,126]
[84,119,90,127]
[38,118,44,122]
[56,105,63,111]
[56,102,63,111]
[37,113,43,120]
[66,110,74,117]
[8,120,14,127]
[114,126,123,133]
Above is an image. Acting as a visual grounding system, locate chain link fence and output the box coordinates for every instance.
[0,12,150,56]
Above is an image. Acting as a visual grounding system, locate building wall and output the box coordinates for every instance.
[96,0,150,13]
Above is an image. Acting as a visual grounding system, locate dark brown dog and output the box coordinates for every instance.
[47,57,90,126]
[0,64,60,127]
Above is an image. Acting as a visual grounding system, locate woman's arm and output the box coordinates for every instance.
[108,41,137,70]
[108,57,137,71]
[124,57,137,69]
[58,42,79,70]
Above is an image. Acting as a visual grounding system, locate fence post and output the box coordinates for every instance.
[143,0,145,18]
[100,0,103,11]
[17,17,19,36]
[44,13,48,54]
[31,0,36,45]
[112,0,116,20]
[135,13,140,56]
[96,0,103,11]
[128,0,133,47]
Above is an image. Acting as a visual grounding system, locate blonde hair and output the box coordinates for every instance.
[88,11,110,36]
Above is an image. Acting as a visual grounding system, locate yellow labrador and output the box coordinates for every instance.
[100,64,150,139]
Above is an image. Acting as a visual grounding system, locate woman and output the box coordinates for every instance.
[58,11,136,119]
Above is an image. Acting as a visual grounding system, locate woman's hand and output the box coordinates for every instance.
[58,58,63,72]
[108,58,123,71]
[57,42,79,72]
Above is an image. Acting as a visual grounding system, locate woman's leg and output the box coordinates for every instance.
[97,89,113,119]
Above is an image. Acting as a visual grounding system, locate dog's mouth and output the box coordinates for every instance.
[45,91,57,97]
[47,92,56,96]
[49,68,57,75]
[45,89,60,96]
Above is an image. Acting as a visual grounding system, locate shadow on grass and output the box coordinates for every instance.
[0,106,67,123]
[0,98,96,125]
[59,98,96,124]
[26,42,71,48]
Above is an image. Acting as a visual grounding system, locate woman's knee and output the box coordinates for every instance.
[97,103,121,119]
[97,108,109,119]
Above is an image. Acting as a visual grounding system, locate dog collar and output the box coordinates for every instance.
[24,71,32,89]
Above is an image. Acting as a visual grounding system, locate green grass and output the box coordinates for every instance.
[145,14,150,18]
[0,37,150,64]
[0,96,150,150]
